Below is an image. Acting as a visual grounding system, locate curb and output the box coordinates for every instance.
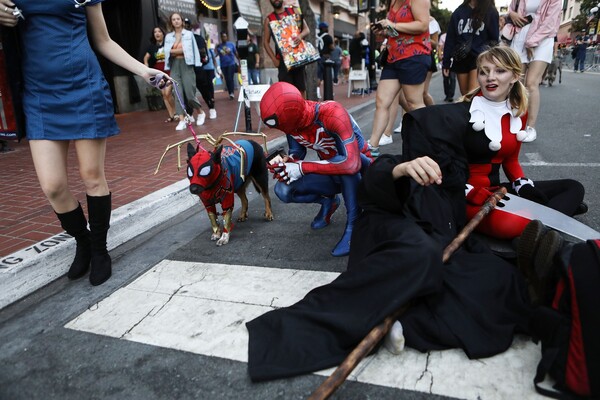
[0,100,374,310]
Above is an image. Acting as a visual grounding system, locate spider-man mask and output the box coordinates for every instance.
[187,143,224,195]
[260,82,312,133]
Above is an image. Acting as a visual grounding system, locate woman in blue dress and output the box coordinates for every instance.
[1,0,167,285]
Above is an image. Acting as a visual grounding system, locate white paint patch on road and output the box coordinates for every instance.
[523,153,600,167]
[66,261,547,400]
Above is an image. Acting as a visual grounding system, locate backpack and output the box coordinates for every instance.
[317,33,327,53]
[532,239,600,399]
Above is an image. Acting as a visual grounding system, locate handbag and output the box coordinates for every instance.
[376,47,389,67]
[500,23,516,45]
[501,0,520,45]
[452,35,473,61]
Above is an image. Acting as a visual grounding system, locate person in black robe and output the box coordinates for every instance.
[246,47,535,382]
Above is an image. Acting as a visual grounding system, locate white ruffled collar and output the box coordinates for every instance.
[469,95,527,151]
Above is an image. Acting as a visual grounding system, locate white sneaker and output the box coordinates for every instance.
[394,122,403,134]
[522,126,537,143]
[209,109,217,119]
[175,121,187,131]
[379,134,393,146]
[196,112,206,126]
[384,321,405,355]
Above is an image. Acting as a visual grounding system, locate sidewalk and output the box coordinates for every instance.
[0,83,375,308]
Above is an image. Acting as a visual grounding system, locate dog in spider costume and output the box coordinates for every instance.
[186,140,274,246]
[260,82,372,256]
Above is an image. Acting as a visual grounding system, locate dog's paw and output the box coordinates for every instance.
[211,233,221,241]
[264,212,274,221]
[237,213,248,222]
[216,232,230,246]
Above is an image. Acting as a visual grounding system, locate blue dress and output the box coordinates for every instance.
[14,0,119,140]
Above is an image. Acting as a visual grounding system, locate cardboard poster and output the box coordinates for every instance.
[268,11,320,71]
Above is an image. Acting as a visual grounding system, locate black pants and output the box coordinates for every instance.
[443,71,456,100]
[195,67,215,109]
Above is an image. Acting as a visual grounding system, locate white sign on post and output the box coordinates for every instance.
[234,84,271,132]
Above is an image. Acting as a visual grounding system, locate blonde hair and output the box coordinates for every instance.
[461,46,528,116]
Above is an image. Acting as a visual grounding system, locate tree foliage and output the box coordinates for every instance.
[431,7,452,33]
[571,0,600,34]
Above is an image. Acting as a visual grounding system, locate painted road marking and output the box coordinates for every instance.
[523,153,600,167]
[66,261,546,400]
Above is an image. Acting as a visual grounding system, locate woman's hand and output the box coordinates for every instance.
[508,10,529,28]
[442,68,450,77]
[392,156,442,186]
[144,68,171,89]
[526,47,534,61]
[0,1,18,27]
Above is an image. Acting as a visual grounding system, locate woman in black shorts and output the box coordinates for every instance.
[441,0,499,95]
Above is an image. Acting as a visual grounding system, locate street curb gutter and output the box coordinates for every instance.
[0,100,375,310]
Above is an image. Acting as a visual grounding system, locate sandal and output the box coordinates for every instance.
[165,115,179,123]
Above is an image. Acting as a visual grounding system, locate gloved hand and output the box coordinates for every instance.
[517,184,549,205]
[268,162,303,184]
[465,186,494,206]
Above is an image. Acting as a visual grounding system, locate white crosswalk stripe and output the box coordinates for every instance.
[66,260,547,400]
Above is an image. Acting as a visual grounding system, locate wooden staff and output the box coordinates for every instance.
[308,187,507,400]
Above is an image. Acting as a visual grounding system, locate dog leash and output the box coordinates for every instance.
[150,74,269,180]
[150,73,208,151]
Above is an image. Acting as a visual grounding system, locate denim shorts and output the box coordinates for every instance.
[380,54,431,85]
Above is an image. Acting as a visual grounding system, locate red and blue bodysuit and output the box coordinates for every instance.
[260,82,372,256]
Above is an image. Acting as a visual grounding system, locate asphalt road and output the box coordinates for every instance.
[1,70,598,400]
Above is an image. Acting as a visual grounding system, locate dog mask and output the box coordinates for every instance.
[187,143,231,201]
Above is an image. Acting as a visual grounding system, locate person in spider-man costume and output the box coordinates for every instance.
[260,82,373,256]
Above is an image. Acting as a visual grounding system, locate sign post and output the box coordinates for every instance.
[234,17,254,132]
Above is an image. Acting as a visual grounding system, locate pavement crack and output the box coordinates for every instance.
[120,284,187,339]
[120,306,157,339]
[269,297,278,307]
[415,351,432,392]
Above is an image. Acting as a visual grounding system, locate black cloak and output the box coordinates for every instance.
[246,103,532,382]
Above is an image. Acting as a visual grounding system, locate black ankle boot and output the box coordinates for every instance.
[56,204,91,280]
[87,193,112,286]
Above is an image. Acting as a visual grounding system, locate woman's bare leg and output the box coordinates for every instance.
[370,79,402,147]
[524,60,549,129]
[29,140,78,213]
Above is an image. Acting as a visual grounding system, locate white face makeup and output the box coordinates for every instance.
[477,59,518,102]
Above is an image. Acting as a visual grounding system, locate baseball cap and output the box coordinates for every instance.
[318,22,329,29]
[342,50,349,56]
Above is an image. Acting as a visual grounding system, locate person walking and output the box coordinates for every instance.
[438,32,457,102]
[164,13,206,130]
[573,36,588,73]
[340,49,351,84]
[263,0,310,97]
[331,38,343,85]
[247,34,261,84]
[143,26,177,123]
[198,37,218,120]
[0,0,167,285]
[316,21,334,98]
[367,0,432,157]
[507,0,562,141]
[215,31,240,100]
[442,0,499,96]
